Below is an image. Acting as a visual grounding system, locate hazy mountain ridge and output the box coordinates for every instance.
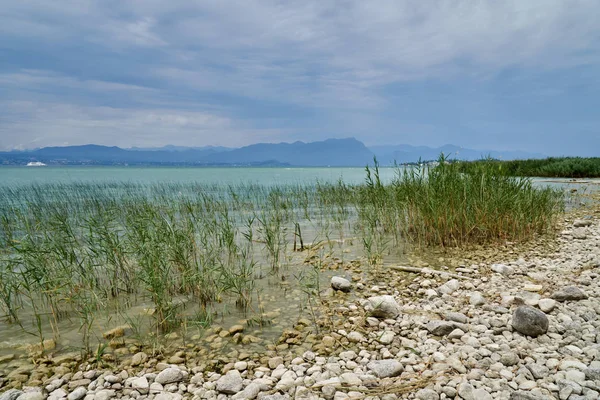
[0,139,545,166]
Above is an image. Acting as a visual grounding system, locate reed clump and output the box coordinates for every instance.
[378,155,564,247]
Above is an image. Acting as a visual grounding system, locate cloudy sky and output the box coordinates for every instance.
[1,1,599,155]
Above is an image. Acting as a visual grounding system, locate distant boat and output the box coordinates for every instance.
[26,161,47,167]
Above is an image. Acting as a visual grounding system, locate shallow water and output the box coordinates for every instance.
[0,166,399,187]
[0,167,597,362]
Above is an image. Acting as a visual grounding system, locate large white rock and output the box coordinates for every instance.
[331,276,351,292]
[490,264,515,275]
[367,295,401,319]
[131,376,149,394]
[216,370,243,394]
[366,360,404,378]
[155,367,184,385]
[67,388,87,400]
[437,279,460,295]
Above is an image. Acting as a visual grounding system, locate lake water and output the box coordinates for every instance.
[0,166,399,187]
[2,166,599,191]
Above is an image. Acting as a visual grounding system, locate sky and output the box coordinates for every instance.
[1,1,599,156]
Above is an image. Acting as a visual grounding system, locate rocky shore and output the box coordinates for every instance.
[1,206,599,399]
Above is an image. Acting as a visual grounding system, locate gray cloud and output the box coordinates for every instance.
[1,1,599,151]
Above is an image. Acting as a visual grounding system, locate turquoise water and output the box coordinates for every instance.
[0,166,399,186]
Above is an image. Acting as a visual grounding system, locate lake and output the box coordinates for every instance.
[0,166,399,187]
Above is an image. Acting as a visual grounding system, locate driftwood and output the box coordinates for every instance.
[297,238,357,252]
[388,265,473,280]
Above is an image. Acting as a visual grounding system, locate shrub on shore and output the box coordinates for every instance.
[456,157,600,178]
[363,155,564,247]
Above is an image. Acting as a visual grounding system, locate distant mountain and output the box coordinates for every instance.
[129,145,232,153]
[369,144,545,164]
[0,139,546,167]
[0,138,373,166]
[202,138,373,167]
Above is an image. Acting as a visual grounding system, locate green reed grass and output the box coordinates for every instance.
[388,155,564,247]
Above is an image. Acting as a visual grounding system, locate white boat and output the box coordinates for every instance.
[26,161,47,167]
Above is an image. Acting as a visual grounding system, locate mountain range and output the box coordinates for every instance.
[0,138,544,167]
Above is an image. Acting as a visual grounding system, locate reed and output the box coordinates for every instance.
[390,155,564,247]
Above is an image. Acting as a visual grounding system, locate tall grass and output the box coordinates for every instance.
[390,156,564,246]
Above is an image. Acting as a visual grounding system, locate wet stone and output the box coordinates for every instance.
[331,277,351,292]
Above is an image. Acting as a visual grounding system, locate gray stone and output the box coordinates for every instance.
[155,394,176,400]
[472,389,493,400]
[538,299,557,313]
[67,388,87,400]
[149,382,163,394]
[347,331,364,343]
[572,228,587,239]
[566,370,586,383]
[457,382,474,400]
[509,392,544,400]
[155,367,184,385]
[469,292,486,306]
[491,263,515,275]
[445,312,468,323]
[231,383,262,400]
[500,352,520,367]
[93,390,115,400]
[48,389,67,400]
[512,306,549,337]
[366,360,404,378]
[0,390,22,400]
[526,363,550,380]
[449,329,465,340]
[18,393,44,400]
[426,320,456,336]
[130,352,148,366]
[268,356,284,369]
[482,304,509,314]
[216,370,243,394]
[438,279,460,295]
[378,331,395,344]
[367,295,401,319]
[331,277,351,292]
[585,368,600,381]
[551,286,587,301]
[415,389,439,400]
[573,219,592,227]
[131,376,149,394]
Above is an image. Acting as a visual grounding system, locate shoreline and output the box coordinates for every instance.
[1,199,599,400]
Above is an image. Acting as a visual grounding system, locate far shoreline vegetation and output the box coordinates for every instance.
[452,156,600,178]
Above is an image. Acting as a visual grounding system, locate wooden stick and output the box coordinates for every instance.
[388,265,473,280]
